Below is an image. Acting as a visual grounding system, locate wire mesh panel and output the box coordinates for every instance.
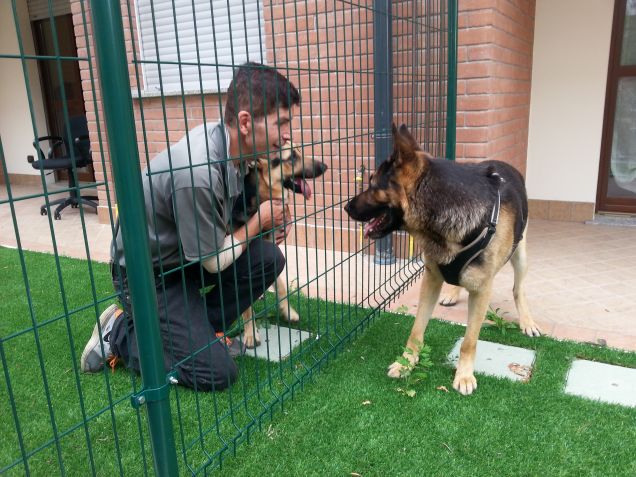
[0,0,453,474]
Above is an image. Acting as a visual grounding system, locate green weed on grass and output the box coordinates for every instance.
[394,343,433,398]
[485,306,519,335]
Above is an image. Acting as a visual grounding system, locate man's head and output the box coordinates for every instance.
[225,62,300,160]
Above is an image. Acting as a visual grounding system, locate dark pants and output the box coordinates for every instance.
[109,238,285,391]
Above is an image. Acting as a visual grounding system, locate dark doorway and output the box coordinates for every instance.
[32,13,94,184]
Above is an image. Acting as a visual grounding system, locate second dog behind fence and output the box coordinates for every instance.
[232,142,328,348]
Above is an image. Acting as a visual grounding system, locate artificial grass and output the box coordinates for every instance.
[221,314,636,476]
[1,247,636,476]
[0,247,375,475]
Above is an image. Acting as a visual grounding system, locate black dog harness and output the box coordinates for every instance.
[438,188,502,286]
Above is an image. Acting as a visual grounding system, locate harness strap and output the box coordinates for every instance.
[438,189,501,286]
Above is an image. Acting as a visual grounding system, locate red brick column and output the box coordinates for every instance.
[456,0,535,174]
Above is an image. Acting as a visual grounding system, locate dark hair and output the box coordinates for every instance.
[224,62,300,127]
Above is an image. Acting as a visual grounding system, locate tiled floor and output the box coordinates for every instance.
[2,183,635,352]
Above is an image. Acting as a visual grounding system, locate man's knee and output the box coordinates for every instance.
[175,352,238,392]
[265,242,286,274]
[251,239,285,279]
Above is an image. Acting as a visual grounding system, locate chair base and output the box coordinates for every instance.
[40,196,98,220]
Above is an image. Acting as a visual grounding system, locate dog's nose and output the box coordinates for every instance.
[344,201,350,213]
[314,162,328,176]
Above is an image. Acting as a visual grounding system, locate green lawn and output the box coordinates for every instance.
[1,247,636,476]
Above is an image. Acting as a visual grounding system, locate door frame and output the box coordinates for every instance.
[596,0,636,214]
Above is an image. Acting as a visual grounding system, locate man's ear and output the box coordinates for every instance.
[237,110,252,137]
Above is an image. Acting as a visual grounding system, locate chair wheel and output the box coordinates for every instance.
[41,209,47,216]
[54,213,61,220]
[72,204,78,208]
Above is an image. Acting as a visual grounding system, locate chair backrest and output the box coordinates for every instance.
[62,115,90,160]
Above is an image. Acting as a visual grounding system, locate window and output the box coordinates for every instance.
[136,0,266,94]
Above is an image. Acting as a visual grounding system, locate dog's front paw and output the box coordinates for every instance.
[243,330,261,349]
[520,319,541,337]
[452,372,477,395]
[387,361,409,378]
[387,350,419,378]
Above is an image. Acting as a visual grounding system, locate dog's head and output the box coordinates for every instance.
[256,142,328,201]
[344,124,429,239]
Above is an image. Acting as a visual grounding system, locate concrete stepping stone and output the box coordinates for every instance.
[448,338,536,382]
[241,324,313,362]
[565,359,636,407]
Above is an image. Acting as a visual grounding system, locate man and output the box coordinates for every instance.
[81,62,299,391]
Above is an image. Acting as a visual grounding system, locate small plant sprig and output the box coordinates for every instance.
[395,343,433,398]
[395,304,410,315]
[485,306,519,335]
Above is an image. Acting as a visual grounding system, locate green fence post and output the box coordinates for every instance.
[373,0,396,265]
[446,0,458,161]
[89,1,179,476]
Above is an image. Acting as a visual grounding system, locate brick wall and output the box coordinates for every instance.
[71,0,536,252]
[456,0,535,173]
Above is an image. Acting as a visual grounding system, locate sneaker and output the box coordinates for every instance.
[216,332,247,358]
[81,304,121,373]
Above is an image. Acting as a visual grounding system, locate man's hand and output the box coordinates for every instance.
[273,204,292,245]
[254,199,291,239]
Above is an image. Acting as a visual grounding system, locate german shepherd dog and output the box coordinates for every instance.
[344,124,540,395]
[233,143,327,348]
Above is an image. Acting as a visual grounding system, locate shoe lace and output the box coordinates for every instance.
[215,331,232,347]
[107,355,120,374]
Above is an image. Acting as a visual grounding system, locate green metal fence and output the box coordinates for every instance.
[0,0,456,474]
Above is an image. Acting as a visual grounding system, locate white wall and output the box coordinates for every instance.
[0,0,49,176]
[526,0,614,203]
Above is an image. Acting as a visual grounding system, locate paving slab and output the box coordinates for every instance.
[565,359,636,407]
[241,324,313,362]
[448,338,536,382]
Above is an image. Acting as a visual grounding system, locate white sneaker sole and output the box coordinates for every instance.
[80,304,119,372]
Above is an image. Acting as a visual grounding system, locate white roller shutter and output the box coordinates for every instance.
[27,0,72,21]
[136,0,266,93]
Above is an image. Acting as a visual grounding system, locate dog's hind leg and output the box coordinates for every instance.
[387,265,443,378]
[242,306,261,349]
[511,234,541,337]
[276,276,299,323]
[453,284,493,395]
[439,284,461,306]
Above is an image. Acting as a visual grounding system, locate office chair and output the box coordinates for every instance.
[29,115,98,220]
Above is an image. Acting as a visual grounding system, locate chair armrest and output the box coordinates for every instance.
[32,136,64,160]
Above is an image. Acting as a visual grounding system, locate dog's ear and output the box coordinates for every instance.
[392,123,417,164]
[398,124,421,151]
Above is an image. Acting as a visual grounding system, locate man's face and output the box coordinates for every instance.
[249,108,293,159]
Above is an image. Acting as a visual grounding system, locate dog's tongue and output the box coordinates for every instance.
[295,178,312,199]
[363,217,382,238]
[363,222,372,238]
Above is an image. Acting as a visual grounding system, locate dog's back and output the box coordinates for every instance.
[413,158,528,249]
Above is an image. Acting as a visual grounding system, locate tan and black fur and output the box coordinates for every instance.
[233,143,327,348]
[344,124,540,395]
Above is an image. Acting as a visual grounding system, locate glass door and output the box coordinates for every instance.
[597,0,636,214]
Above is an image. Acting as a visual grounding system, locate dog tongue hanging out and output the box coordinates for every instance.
[345,124,540,395]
